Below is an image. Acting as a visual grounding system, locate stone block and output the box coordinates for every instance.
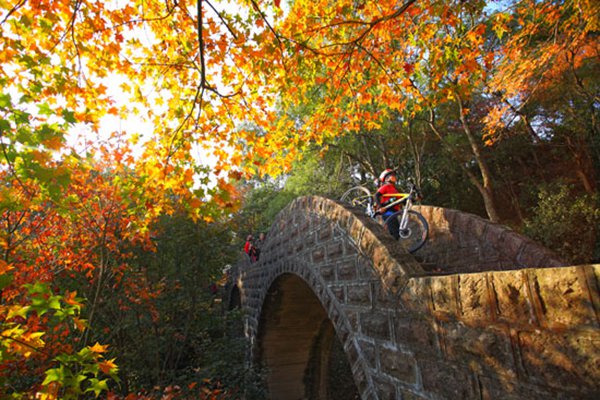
[351,360,370,395]
[378,345,417,384]
[516,241,547,269]
[373,282,396,309]
[502,231,527,260]
[430,275,458,318]
[347,218,366,246]
[312,247,325,264]
[483,223,507,250]
[361,311,391,340]
[338,261,358,281]
[359,339,377,370]
[327,241,344,259]
[346,341,360,368]
[419,359,478,400]
[432,207,458,232]
[490,271,536,326]
[458,273,492,323]
[347,284,372,307]
[346,309,359,332]
[528,267,598,329]
[442,322,516,378]
[318,225,332,241]
[478,375,554,400]
[517,329,600,391]
[394,316,440,358]
[399,278,431,314]
[343,239,358,255]
[357,254,376,280]
[320,264,335,281]
[331,285,345,303]
[373,376,397,400]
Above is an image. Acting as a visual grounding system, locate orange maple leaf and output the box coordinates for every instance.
[90,342,108,353]
[63,290,82,307]
[99,358,118,374]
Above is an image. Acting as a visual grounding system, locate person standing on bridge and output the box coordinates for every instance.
[254,232,266,261]
[374,168,401,240]
[244,234,258,262]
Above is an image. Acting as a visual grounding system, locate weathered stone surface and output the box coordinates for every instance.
[458,273,492,323]
[378,345,417,383]
[338,260,358,281]
[373,376,397,400]
[491,271,536,326]
[518,330,600,390]
[347,284,371,306]
[320,264,335,281]
[420,359,478,399]
[359,339,377,370]
[361,311,390,340]
[529,267,598,328]
[395,317,439,357]
[442,322,516,378]
[327,241,344,259]
[399,278,431,314]
[430,275,458,317]
[478,376,555,400]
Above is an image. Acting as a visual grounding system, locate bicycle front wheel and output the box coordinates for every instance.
[340,186,373,209]
[384,210,429,253]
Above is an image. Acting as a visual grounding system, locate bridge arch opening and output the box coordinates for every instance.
[256,273,358,400]
[228,284,241,311]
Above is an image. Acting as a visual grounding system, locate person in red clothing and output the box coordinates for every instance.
[374,168,401,239]
[244,234,258,262]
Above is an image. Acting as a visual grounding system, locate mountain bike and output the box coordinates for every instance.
[340,182,429,253]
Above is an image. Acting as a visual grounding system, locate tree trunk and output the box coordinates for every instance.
[428,106,501,223]
[456,94,501,222]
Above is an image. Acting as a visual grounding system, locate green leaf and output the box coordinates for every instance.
[25,282,51,295]
[42,366,65,385]
[85,378,108,397]
[0,118,10,133]
[0,273,13,290]
[62,109,77,124]
[0,93,11,108]
[37,103,54,116]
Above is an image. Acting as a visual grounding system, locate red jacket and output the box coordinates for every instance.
[244,241,253,254]
[375,183,401,212]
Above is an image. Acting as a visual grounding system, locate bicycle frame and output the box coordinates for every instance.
[377,187,416,217]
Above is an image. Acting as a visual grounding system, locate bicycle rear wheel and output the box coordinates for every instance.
[384,210,429,253]
[340,186,373,209]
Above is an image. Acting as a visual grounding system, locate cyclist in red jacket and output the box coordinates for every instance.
[374,168,401,239]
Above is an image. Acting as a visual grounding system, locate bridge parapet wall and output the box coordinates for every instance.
[381,264,600,399]
[414,205,564,274]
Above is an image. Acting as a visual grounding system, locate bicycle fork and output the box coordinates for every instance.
[398,199,412,237]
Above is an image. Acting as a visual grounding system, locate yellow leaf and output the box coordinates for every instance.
[89,342,108,353]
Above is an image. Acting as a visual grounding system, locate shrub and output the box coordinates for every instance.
[524,183,600,264]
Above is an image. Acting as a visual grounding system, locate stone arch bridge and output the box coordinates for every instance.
[228,196,599,400]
